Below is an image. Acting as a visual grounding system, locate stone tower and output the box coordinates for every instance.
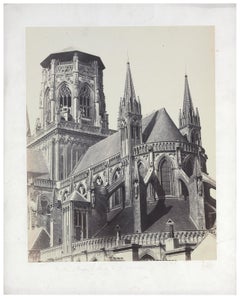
[118,62,142,157]
[118,62,142,216]
[179,75,202,146]
[27,50,113,181]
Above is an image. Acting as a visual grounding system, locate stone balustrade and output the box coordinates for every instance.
[40,230,207,262]
[133,141,200,156]
[34,178,56,189]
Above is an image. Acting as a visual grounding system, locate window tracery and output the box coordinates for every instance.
[79,85,91,118]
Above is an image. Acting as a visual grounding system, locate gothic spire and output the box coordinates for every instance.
[183,74,194,118]
[124,62,136,104]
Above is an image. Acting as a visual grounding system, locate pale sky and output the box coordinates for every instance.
[26,27,215,179]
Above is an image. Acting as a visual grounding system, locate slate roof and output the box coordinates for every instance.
[27,149,50,177]
[40,50,105,69]
[95,198,196,238]
[95,207,134,237]
[146,108,186,143]
[143,198,197,232]
[72,108,186,175]
[72,131,120,174]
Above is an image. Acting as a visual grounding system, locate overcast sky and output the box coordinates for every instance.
[26,27,215,179]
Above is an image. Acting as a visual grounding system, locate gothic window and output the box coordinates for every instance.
[159,159,172,195]
[59,85,72,110]
[109,168,123,209]
[183,158,193,177]
[79,85,91,118]
[74,210,87,241]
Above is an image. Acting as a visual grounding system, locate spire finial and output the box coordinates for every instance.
[124,60,136,102]
[127,50,129,64]
[185,64,187,77]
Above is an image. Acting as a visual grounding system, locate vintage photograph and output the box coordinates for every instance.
[26,27,216,262]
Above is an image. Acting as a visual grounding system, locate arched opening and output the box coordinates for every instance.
[58,84,72,121]
[183,157,194,177]
[140,254,155,261]
[158,159,172,196]
[59,85,72,110]
[74,209,87,241]
[79,85,91,118]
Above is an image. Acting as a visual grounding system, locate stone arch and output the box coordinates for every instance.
[182,155,194,177]
[140,254,155,261]
[137,159,148,179]
[154,153,177,171]
[57,82,72,107]
[189,128,200,145]
[57,82,73,121]
[139,249,156,261]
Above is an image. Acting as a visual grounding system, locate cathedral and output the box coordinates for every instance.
[27,50,216,262]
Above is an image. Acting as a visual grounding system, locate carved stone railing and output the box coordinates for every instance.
[73,170,89,183]
[56,63,73,74]
[40,230,207,261]
[133,141,200,156]
[33,178,56,189]
[109,153,121,166]
[28,120,113,148]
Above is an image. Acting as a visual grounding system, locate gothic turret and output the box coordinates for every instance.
[179,75,201,145]
[118,62,142,157]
